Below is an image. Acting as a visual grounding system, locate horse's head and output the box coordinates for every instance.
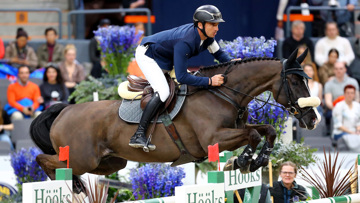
[274,48,321,130]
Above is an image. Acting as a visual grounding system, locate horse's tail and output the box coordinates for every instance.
[30,103,69,155]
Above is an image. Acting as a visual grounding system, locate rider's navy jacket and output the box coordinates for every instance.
[140,23,232,87]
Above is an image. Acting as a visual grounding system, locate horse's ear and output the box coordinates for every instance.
[287,48,298,64]
[296,48,308,64]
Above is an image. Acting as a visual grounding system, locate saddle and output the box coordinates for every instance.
[127,73,179,112]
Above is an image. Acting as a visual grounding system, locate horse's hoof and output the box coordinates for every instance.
[223,157,237,171]
[239,166,251,174]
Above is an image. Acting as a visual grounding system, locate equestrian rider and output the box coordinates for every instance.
[129,5,233,150]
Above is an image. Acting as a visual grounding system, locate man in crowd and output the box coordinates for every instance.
[7,66,42,120]
[37,27,64,68]
[282,20,314,59]
[315,22,354,67]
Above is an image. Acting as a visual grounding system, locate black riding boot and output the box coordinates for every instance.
[129,92,163,150]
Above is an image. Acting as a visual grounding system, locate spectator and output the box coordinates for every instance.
[304,64,323,115]
[89,19,110,78]
[59,44,86,95]
[297,45,319,82]
[39,63,69,110]
[324,62,359,110]
[6,66,42,120]
[269,161,309,202]
[5,28,38,71]
[0,101,14,151]
[314,22,354,67]
[318,48,338,86]
[332,85,360,151]
[320,0,357,37]
[282,20,314,60]
[37,27,64,68]
[0,37,4,59]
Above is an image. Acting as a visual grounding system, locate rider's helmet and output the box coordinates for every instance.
[193,5,225,38]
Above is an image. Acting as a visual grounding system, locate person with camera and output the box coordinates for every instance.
[6,65,42,120]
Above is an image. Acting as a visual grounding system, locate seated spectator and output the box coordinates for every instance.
[59,44,86,95]
[304,64,323,114]
[6,66,42,120]
[0,102,14,151]
[37,27,64,68]
[90,19,110,78]
[297,45,319,82]
[0,37,4,59]
[269,161,309,202]
[320,0,357,37]
[282,20,314,60]
[4,28,38,71]
[318,48,338,86]
[315,22,354,67]
[332,85,360,152]
[324,62,359,135]
[39,63,69,109]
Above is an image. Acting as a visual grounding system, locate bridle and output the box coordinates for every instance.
[195,59,313,127]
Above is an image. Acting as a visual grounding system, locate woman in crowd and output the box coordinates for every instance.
[270,161,309,202]
[297,44,320,82]
[303,64,323,115]
[39,63,69,109]
[0,102,14,151]
[59,44,86,95]
[4,28,38,71]
[318,48,338,86]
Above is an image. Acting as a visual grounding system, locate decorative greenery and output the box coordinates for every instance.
[301,148,358,198]
[69,75,124,104]
[94,25,143,76]
[129,163,185,200]
[10,147,47,193]
[218,36,277,59]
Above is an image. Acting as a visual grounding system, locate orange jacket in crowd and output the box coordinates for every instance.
[0,38,4,59]
[7,81,41,112]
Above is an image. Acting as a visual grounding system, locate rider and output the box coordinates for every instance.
[129,5,233,150]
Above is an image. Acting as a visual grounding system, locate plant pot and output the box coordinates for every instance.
[261,168,280,184]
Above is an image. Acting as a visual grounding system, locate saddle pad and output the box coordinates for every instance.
[119,85,187,123]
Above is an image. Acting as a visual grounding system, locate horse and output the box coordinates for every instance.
[30,49,320,189]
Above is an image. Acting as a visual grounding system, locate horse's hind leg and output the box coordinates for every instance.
[36,154,67,180]
[246,124,276,172]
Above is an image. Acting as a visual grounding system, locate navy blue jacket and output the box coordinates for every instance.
[140,23,232,87]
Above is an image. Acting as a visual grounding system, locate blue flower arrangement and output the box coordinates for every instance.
[218,36,277,58]
[10,147,47,192]
[129,163,185,200]
[247,92,289,137]
[94,25,143,76]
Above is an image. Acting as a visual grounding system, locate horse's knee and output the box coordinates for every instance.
[265,126,277,143]
[248,129,261,146]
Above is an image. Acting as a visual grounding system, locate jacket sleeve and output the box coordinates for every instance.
[31,84,41,110]
[174,41,209,86]
[208,40,232,62]
[37,45,48,68]
[27,47,39,70]
[7,85,25,112]
[89,38,100,64]
[0,38,4,59]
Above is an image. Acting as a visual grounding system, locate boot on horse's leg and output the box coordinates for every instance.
[250,141,273,172]
[129,92,163,151]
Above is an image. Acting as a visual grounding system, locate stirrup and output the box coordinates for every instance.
[143,137,156,152]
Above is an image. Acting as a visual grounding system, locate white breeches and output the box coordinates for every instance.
[135,45,170,102]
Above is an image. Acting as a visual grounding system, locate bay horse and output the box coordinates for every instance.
[30,49,320,188]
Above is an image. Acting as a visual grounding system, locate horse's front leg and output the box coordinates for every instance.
[212,128,261,173]
[245,124,277,172]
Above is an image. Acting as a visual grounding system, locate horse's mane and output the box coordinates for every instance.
[198,57,280,73]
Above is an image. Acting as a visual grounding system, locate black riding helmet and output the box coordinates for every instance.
[193,5,225,38]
